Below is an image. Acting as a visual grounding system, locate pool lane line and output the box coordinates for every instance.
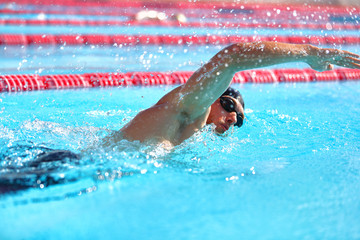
[1,9,358,22]
[1,0,358,15]
[1,18,359,32]
[0,34,359,46]
[1,69,360,92]
[1,10,358,28]
[0,2,358,25]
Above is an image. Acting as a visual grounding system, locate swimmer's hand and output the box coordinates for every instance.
[307,46,360,72]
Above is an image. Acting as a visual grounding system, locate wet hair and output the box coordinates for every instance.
[221,87,245,109]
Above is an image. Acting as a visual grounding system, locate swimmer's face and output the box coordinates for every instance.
[207,96,244,134]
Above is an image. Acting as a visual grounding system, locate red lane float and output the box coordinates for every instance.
[0,34,359,46]
[1,69,360,92]
[0,75,44,92]
[2,13,358,32]
[85,72,133,87]
[0,0,356,11]
[43,74,90,89]
[0,1,358,37]
[0,0,358,19]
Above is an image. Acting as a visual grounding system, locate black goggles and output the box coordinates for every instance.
[220,97,244,127]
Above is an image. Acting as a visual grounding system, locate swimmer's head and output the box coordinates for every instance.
[135,11,186,23]
[221,87,244,110]
[207,87,245,133]
[174,13,187,23]
[220,87,245,128]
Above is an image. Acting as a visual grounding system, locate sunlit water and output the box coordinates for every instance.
[2,24,360,36]
[1,82,359,239]
[1,45,359,75]
[1,2,360,239]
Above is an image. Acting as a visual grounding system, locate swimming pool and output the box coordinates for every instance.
[1,82,360,239]
[1,1,360,239]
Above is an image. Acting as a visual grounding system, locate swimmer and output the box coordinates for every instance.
[134,10,187,23]
[35,41,360,163]
[105,41,360,147]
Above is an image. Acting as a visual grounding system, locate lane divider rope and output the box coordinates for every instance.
[1,69,360,92]
[1,0,358,15]
[1,1,358,33]
[0,34,359,46]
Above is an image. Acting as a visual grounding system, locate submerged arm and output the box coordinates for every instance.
[177,41,360,119]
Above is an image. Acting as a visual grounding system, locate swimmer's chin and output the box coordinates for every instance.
[214,130,227,137]
[212,125,233,137]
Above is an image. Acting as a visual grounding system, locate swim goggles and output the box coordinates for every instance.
[220,97,244,127]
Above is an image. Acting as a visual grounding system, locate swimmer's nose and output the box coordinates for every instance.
[226,112,237,125]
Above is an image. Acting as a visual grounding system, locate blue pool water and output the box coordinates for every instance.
[1,82,360,239]
[1,2,360,239]
[1,24,359,36]
[1,45,359,75]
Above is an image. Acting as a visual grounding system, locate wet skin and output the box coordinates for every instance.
[103,41,360,147]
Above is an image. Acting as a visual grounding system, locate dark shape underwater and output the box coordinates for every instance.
[0,149,82,194]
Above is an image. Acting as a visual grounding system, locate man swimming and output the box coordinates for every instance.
[103,41,360,147]
[34,41,360,163]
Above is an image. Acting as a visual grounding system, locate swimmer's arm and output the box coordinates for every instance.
[224,41,360,72]
[177,41,360,119]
